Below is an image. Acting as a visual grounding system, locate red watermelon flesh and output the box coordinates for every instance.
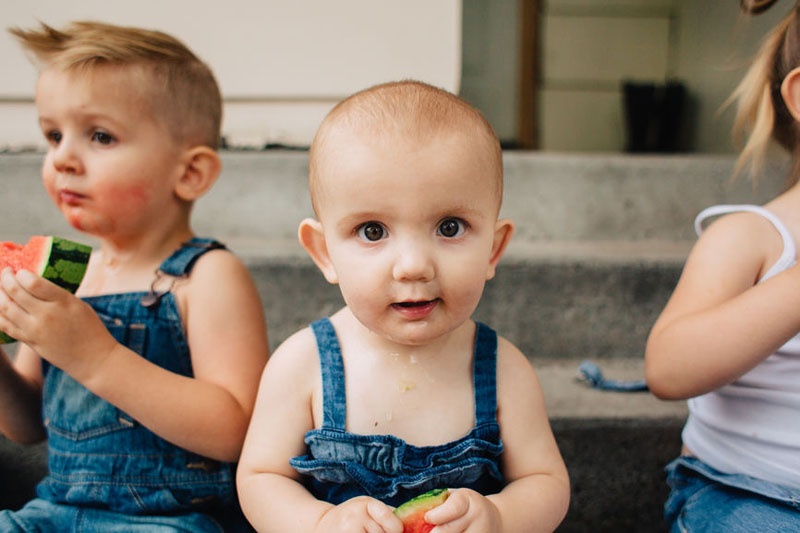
[0,236,92,343]
[1,237,51,272]
[394,488,449,533]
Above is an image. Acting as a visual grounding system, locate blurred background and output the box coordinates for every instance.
[0,0,789,154]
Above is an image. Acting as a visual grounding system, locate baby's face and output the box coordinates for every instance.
[313,129,505,346]
[35,65,186,238]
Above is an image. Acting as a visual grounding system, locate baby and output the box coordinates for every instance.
[237,80,570,532]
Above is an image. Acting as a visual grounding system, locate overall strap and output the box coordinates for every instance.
[159,237,227,277]
[310,318,347,430]
[472,322,498,426]
[141,238,227,307]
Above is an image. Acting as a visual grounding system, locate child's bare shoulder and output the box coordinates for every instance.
[177,245,261,305]
[495,335,540,393]
[183,245,250,281]
[691,209,784,275]
[699,209,781,247]
[495,335,533,371]
[264,326,321,380]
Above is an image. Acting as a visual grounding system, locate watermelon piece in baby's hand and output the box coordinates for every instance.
[0,236,92,343]
[394,488,449,533]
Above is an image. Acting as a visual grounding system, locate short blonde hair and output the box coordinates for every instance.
[309,80,503,214]
[9,20,222,149]
[730,2,800,183]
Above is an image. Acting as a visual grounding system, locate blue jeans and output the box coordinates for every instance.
[0,498,226,532]
[665,457,800,532]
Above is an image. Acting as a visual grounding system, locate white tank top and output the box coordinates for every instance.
[683,204,800,489]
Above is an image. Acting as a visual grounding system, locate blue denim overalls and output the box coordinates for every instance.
[290,318,505,507]
[0,238,245,532]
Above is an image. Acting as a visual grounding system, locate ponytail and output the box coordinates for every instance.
[730,1,800,183]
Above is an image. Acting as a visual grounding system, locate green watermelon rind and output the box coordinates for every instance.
[0,236,92,344]
[394,488,449,531]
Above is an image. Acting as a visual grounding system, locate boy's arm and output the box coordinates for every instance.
[427,337,570,533]
[0,344,45,443]
[0,250,269,461]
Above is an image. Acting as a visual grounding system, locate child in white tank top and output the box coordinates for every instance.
[646,3,800,529]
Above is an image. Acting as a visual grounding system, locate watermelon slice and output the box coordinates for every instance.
[0,236,92,343]
[394,488,449,533]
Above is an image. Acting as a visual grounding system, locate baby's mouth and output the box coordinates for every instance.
[395,299,435,308]
[391,299,441,313]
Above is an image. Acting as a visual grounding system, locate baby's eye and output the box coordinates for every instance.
[357,222,386,242]
[437,218,466,238]
[45,130,62,145]
[91,131,115,145]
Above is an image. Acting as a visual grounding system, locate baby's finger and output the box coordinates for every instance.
[366,499,403,533]
[425,489,467,524]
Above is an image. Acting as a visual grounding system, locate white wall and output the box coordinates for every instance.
[0,0,461,149]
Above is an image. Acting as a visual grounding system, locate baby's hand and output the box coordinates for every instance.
[316,496,403,533]
[424,488,501,532]
[0,268,115,376]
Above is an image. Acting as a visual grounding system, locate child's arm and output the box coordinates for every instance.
[425,338,570,533]
[645,212,800,399]
[0,344,46,443]
[0,250,269,461]
[237,328,403,533]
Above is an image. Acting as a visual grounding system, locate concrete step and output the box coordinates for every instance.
[538,358,686,532]
[244,240,688,359]
[0,151,785,244]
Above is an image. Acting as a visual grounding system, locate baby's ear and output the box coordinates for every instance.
[781,66,800,123]
[298,218,339,284]
[486,218,514,280]
[174,146,221,201]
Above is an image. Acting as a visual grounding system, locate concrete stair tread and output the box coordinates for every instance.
[535,358,687,420]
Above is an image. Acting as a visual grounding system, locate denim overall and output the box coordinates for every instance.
[290,318,505,507]
[0,239,245,532]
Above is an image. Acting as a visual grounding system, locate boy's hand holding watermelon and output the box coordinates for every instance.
[0,236,91,344]
[0,236,120,380]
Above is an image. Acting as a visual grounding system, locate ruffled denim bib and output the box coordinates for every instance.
[290,318,504,507]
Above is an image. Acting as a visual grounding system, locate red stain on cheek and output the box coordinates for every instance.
[109,184,149,207]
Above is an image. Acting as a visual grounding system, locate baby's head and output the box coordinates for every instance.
[300,81,513,344]
[308,80,503,218]
[10,21,221,149]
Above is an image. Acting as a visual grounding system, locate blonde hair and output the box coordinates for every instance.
[308,80,503,214]
[9,21,222,148]
[730,1,800,182]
